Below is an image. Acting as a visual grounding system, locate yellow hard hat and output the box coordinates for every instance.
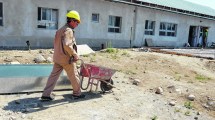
[66,10,81,23]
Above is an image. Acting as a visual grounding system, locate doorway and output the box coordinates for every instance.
[188,26,209,47]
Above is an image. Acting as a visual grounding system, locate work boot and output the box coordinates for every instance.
[40,94,55,101]
[72,94,85,99]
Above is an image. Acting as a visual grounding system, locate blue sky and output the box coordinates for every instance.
[185,0,215,9]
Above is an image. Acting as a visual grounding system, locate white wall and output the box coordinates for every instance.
[133,6,215,47]
[0,0,215,49]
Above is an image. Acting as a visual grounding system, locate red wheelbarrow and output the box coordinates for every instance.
[78,59,116,92]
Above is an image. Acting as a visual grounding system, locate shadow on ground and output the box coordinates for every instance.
[3,91,104,114]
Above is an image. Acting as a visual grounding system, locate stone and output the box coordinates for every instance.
[202,103,209,108]
[169,101,176,106]
[194,116,198,120]
[34,54,46,63]
[46,57,53,63]
[175,89,182,94]
[9,116,16,120]
[196,112,201,115]
[132,79,140,85]
[207,101,215,106]
[10,61,20,64]
[187,94,195,101]
[21,114,26,118]
[155,87,163,94]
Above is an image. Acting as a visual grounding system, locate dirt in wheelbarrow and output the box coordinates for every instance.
[0,48,215,120]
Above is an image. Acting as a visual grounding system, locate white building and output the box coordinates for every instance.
[0,0,215,49]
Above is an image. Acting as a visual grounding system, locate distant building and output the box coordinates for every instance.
[0,0,215,49]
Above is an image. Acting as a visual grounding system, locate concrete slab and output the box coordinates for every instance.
[161,49,215,59]
[146,39,153,47]
[0,64,71,94]
[77,44,95,55]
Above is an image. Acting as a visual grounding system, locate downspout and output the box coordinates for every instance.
[131,6,137,48]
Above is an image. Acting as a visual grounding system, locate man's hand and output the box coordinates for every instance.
[73,54,79,62]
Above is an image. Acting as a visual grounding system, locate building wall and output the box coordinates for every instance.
[0,0,214,49]
[0,0,135,49]
[133,6,215,47]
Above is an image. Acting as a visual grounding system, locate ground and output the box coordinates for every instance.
[0,48,215,120]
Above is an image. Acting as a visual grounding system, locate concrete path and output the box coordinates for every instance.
[161,49,215,59]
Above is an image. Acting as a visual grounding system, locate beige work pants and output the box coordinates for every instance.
[42,62,81,97]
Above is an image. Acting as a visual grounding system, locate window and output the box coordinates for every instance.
[0,3,3,26]
[108,16,121,33]
[159,22,177,37]
[145,20,155,35]
[92,13,99,22]
[38,7,58,29]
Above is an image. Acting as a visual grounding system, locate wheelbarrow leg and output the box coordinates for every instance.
[89,78,100,92]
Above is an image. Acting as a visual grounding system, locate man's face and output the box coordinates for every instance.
[70,20,79,29]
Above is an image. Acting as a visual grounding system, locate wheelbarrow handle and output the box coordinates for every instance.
[77,58,84,64]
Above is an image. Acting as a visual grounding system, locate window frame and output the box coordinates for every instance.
[159,22,177,37]
[145,20,155,35]
[0,2,3,26]
[92,13,99,23]
[37,7,58,29]
[108,15,122,33]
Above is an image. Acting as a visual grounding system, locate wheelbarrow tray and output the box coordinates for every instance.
[80,63,116,80]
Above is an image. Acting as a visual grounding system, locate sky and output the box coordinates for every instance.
[185,0,215,9]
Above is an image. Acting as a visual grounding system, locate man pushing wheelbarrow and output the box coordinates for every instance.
[41,10,116,101]
[41,10,85,101]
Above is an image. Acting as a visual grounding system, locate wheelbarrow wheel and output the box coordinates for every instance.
[100,79,114,92]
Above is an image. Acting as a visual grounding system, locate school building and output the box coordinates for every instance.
[0,0,215,49]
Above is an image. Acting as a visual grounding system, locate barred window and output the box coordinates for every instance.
[159,22,177,37]
[92,13,99,22]
[145,20,155,35]
[108,16,122,33]
[38,7,58,29]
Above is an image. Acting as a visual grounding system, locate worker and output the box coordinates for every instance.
[203,29,208,47]
[41,10,85,101]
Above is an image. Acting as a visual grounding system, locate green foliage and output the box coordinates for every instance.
[174,108,181,113]
[184,74,189,77]
[111,54,119,59]
[125,70,137,75]
[107,41,112,48]
[184,101,193,109]
[151,115,158,120]
[105,48,118,54]
[82,54,89,57]
[184,111,191,116]
[121,51,130,57]
[175,75,181,81]
[195,74,211,81]
[90,56,96,62]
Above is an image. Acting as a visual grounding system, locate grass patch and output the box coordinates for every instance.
[151,115,158,120]
[90,56,96,62]
[82,54,89,57]
[110,54,119,59]
[174,108,181,113]
[184,111,191,116]
[125,70,137,75]
[174,75,181,81]
[105,48,118,54]
[121,51,130,57]
[195,74,211,81]
[184,101,193,109]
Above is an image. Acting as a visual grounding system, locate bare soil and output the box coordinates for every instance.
[0,48,215,120]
